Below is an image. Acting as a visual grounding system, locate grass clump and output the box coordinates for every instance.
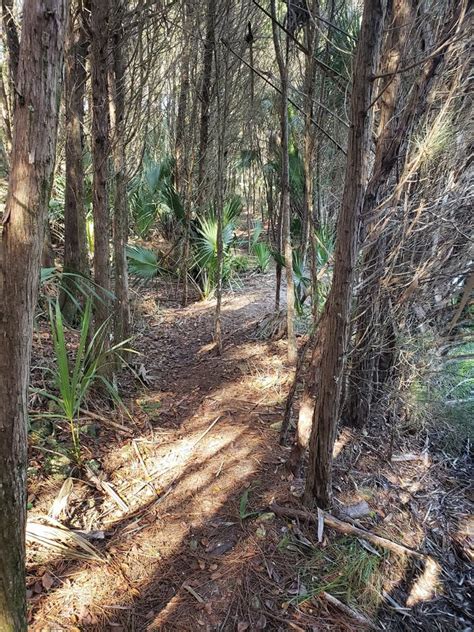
[294,537,387,614]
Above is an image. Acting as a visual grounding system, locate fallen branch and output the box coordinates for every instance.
[319,592,378,630]
[79,408,133,436]
[270,504,426,559]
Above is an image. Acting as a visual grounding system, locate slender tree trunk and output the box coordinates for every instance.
[181,69,199,307]
[301,0,318,265]
[271,0,296,364]
[174,1,190,194]
[196,0,216,207]
[304,0,386,508]
[0,2,66,628]
[61,0,89,320]
[214,122,224,355]
[177,2,194,307]
[1,0,18,157]
[1,0,19,89]
[90,0,111,332]
[214,7,231,355]
[111,0,130,347]
[0,67,12,157]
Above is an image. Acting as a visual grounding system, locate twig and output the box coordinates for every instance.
[132,439,159,495]
[190,415,222,450]
[138,416,223,489]
[183,583,205,603]
[85,465,129,512]
[78,408,133,435]
[270,504,426,559]
[319,592,379,630]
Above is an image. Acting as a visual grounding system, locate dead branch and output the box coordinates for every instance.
[270,504,427,559]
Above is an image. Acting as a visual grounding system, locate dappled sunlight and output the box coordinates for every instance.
[27,289,284,629]
[406,557,442,607]
[333,428,354,458]
[29,424,268,629]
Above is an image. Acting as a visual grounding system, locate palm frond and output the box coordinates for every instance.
[126,245,163,280]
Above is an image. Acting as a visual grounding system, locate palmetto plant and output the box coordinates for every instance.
[128,155,184,239]
[192,195,242,297]
[126,195,243,298]
[291,250,310,315]
[250,220,271,273]
[34,300,130,462]
[126,245,165,283]
[253,242,271,273]
[128,156,167,237]
[314,224,335,268]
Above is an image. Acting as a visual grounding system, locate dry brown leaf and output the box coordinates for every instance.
[41,572,54,590]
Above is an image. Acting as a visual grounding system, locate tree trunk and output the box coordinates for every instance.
[1,0,19,89]
[304,0,386,508]
[0,2,66,628]
[301,0,318,265]
[196,0,216,207]
[90,0,111,332]
[61,0,89,321]
[271,0,296,365]
[174,1,191,195]
[214,3,231,355]
[111,0,130,347]
[344,0,463,428]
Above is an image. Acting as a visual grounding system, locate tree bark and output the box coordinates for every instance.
[196,0,216,207]
[0,2,66,628]
[271,0,296,365]
[61,0,90,321]
[344,0,465,428]
[111,0,130,347]
[1,0,19,88]
[174,1,191,195]
[90,0,111,332]
[301,0,318,265]
[304,0,386,508]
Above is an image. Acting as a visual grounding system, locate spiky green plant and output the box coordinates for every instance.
[253,242,271,273]
[128,155,175,238]
[39,267,114,325]
[33,300,131,462]
[292,250,311,315]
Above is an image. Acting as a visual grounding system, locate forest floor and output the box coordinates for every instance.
[27,271,472,631]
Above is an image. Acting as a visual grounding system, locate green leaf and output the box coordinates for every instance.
[126,245,162,280]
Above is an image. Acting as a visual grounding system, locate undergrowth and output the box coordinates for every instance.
[279,532,387,614]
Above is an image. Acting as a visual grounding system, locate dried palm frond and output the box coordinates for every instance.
[49,477,74,520]
[26,516,104,563]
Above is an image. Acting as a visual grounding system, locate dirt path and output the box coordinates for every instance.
[30,273,295,631]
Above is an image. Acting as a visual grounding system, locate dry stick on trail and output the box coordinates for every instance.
[319,591,379,630]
